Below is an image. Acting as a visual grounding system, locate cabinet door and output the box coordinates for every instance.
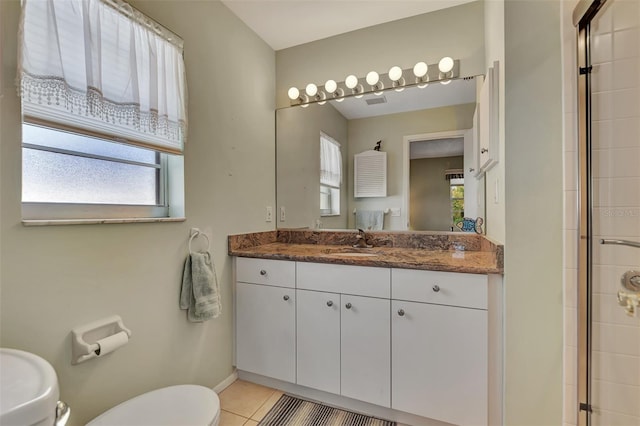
[296,289,340,394]
[341,295,390,407]
[236,282,296,382]
[392,300,488,426]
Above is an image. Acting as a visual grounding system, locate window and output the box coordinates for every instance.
[320,133,342,216]
[450,178,465,228]
[18,0,187,222]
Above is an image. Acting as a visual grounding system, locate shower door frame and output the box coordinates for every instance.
[573,1,608,425]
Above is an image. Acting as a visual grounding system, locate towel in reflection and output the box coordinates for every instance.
[180,252,221,322]
[355,210,383,231]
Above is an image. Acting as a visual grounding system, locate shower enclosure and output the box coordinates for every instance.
[574,0,640,425]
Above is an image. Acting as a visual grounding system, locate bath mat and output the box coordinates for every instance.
[258,394,396,426]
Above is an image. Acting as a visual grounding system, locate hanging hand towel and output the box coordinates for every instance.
[355,210,384,230]
[180,252,221,322]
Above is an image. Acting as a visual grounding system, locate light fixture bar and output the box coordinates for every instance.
[287,58,460,106]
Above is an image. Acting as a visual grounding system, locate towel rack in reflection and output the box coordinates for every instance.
[189,228,210,253]
[353,209,390,214]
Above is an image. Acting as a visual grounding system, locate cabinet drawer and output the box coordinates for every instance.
[236,258,295,288]
[297,262,390,298]
[392,269,487,309]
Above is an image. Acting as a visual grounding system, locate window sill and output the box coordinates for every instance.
[22,217,186,226]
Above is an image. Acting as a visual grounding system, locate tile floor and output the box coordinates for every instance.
[218,380,283,426]
[219,379,409,426]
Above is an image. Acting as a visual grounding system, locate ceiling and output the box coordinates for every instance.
[220,0,477,51]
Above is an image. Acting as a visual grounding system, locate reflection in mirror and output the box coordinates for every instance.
[276,77,486,232]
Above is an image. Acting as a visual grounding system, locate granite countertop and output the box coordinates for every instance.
[228,230,503,275]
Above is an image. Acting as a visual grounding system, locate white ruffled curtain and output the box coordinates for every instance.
[320,133,342,188]
[19,0,187,153]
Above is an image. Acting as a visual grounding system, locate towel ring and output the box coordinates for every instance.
[188,230,210,254]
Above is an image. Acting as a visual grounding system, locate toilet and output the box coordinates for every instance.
[86,384,220,426]
[0,348,69,426]
[0,348,219,426]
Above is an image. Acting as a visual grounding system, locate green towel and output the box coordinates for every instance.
[180,252,221,322]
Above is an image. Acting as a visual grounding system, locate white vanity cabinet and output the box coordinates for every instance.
[391,269,489,426]
[296,289,341,394]
[235,258,296,383]
[340,294,390,407]
[296,262,391,408]
[235,257,501,426]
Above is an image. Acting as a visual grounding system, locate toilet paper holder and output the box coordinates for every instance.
[71,315,132,365]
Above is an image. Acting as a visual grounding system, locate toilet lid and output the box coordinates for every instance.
[0,348,59,426]
[87,385,220,426]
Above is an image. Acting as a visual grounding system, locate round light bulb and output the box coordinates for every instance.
[305,83,318,97]
[366,71,379,86]
[413,62,428,78]
[345,74,358,89]
[438,57,454,73]
[287,87,300,100]
[325,79,337,93]
[388,66,403,82]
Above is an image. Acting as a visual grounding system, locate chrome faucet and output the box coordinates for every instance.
[353,228,374,248]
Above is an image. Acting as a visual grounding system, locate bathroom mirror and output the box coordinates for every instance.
[276,77,486,232]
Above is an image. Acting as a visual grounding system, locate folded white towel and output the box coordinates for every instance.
[180,252,221,322]
[355,210,383,231]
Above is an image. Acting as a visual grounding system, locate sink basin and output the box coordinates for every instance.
[331,252,379,258]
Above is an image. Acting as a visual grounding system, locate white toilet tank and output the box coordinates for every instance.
[0,348,66,426]
[86,384,220,426]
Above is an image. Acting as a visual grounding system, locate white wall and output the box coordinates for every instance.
[0,1,275,425]
[562,1,579,424]
[504,1,564,424]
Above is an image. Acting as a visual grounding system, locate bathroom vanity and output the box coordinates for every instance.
[229,229,503,426]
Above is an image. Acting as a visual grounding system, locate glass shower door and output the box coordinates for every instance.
[587,0,640,424]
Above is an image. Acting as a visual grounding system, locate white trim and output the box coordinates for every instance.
[402,130,469,230]
[212,370,239,394]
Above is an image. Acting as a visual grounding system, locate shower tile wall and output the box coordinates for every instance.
[564,1,640,425]
[589,1,640,424]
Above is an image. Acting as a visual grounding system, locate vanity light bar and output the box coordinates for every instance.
[287,58,460,107]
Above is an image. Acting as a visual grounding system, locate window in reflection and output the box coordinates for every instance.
[320,132,342,216]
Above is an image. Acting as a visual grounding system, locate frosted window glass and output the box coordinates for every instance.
[22,149,157,205]
[22,124,157,164]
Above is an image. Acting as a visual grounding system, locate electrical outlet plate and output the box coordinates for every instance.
[280,206,286,222]
[265,206,273,222]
